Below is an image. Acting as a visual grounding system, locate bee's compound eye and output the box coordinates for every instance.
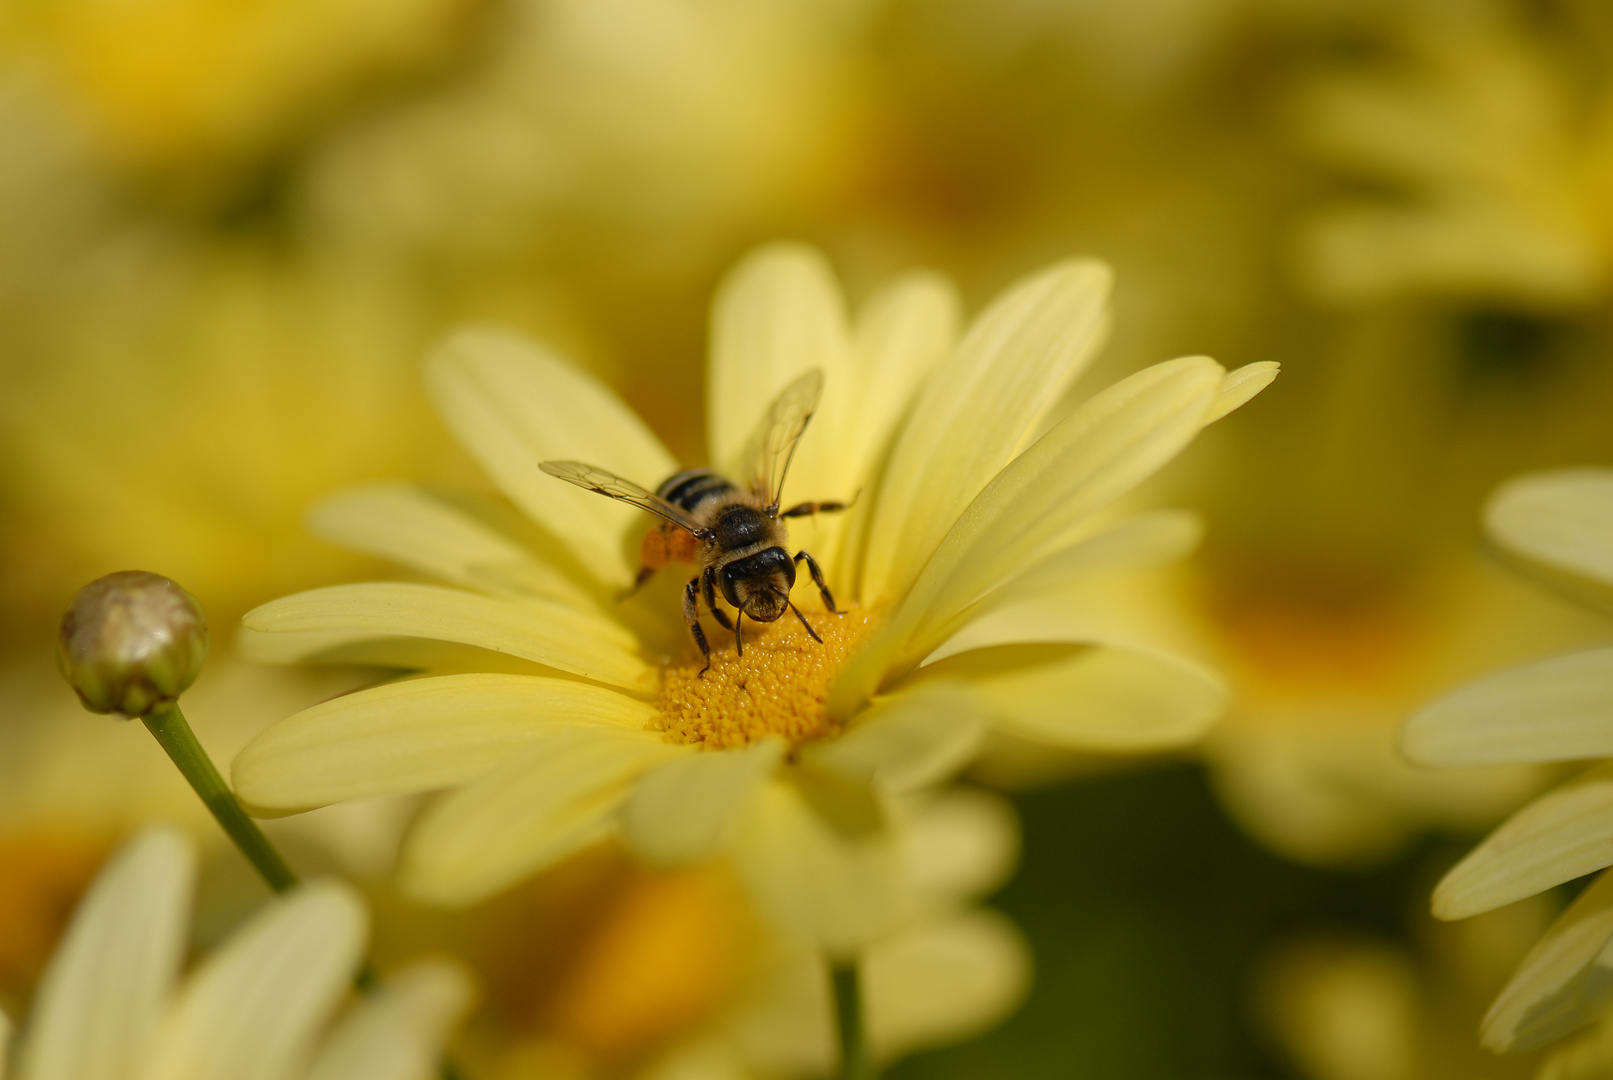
[718,563,746,608]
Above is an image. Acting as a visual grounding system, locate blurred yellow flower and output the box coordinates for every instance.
[1,826,471,1080]
[230,243,1273,949]
[1402,468,1613,1055]
[1293,0,1613,310]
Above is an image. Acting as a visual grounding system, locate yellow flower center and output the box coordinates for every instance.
[654,601,881,748]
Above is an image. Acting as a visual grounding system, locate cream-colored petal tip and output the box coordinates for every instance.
[1205,361,1278,424]
[1486,469,1613,586]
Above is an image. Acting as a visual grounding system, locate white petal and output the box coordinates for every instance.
[707,244,854,494]
[308,483,593,605]
[1204,362,1280,424]
[620,738,786,868]
[1434,763,1613,920]
[304,961,474,1080]
[425,326,676,588]
[233,674,656,812]
[801,683,986,794]
[243,584,653,692]
[1403,647,1613,766]
[21,828,194,1080]
[140,882,366,1080]
[917,642,1225,752]
[860,260,1112,604]
[1487,469,1613,589]
[866,909,1031,1061]
[401,728,684,906]
[730,774,906,957]
[1482,870,1613,1053]
[900,788,1020,903]
[834,356,1223,714]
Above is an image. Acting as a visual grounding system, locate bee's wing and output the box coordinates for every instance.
[540,461,709,536]
[739,368,824,511]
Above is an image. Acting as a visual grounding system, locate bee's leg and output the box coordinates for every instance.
[792,550,840,614]
[701,565,734,633]
[786,600,823,643]
[683,576,712,676]
[617,564,656,602]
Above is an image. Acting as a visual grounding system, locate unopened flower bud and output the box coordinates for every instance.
[56,571,209,717]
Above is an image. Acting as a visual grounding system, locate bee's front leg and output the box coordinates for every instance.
[683,576,712,676]
[793,550,839,614]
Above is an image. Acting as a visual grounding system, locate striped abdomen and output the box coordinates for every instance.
[656,468,735,514]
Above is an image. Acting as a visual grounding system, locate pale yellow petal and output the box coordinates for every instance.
[1487,469,1613,589]
[800,683,986,795]
[140,882,366,1080]
[1403,647,1613,766]
[1,1009,10,1080]
[834,357,1223,714]
[860,259,1112,604]
[243,583,653,692]
[1481,870,1613,1053]
[900,788,1020,903]
[1539,1017,1613,1080]
[915,642,1225,752]
[307,483,593,605]
[707,244,854,490]
[1434,764,1613,920]
[304,961,474,1080]
[1204,361,1280,424]
[233,674,656,812]
[621,737,786,869]
[425,326,676,588]
[21,828,194,1080]
[866,909,1031,1061]
[730,774,907,957]
[401,728,684,906]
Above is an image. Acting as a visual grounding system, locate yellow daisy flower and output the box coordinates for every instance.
[232,243,1275,949]
[0,826,470,1080]
[1403,467,1613,1055]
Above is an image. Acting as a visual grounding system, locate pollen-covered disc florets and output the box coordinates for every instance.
[56,571,209,717]
[655,603,880,748]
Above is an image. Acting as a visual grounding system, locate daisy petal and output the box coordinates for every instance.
[1434,763,1613,920]
[21,828,194,1080]
[917,642,1225,752]
[1403,647,1613,766]
[867,908,1031,1061]
[308,483,592,604]
[860,260,1112,604]
[304,961,474,1080]
[401,728,684,906]
[707,244,855,502]
[1487,469,1613,590]
[141,883,366,1080]
[902,788,1020,903]
[1481,869,1613,1053]
[1,1010,10,1080]
[1539,1019,1613,1080]
[234,674,656,812]
[1204,362,1280,424]
[243,583,652,692]
[425,327,676,588]
[731,775,907,957]
[621,737,787,868]
[801,683,986,794]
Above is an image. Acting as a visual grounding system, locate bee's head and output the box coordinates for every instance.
[719,547,796,622]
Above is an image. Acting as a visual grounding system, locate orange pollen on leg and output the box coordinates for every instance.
[653,602,881,749]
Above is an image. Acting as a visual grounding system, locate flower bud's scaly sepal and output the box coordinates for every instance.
[56,571,209,717]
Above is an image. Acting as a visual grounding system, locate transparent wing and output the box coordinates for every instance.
[739,368,824,510]
[539,461,707,535]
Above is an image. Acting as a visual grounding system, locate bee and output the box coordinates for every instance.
[541,369,849,674]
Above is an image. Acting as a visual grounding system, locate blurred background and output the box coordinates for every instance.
[4,0,1613,1076]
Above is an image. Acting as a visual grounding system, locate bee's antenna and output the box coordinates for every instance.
[787,600,823,643]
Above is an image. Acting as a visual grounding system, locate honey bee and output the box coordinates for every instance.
[541,369,849,674]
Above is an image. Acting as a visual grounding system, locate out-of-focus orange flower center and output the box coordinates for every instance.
[0,829,109,1013]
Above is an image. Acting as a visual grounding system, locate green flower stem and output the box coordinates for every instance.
[832,960,877,1080]
[142,702,298,892]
